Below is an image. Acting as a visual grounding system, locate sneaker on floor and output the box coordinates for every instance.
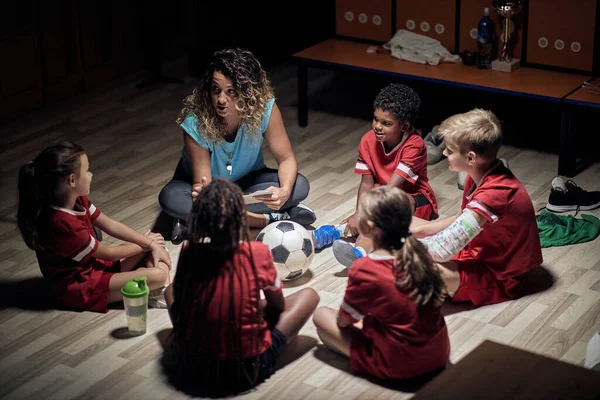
[312,225,341,250]
[424,126,445,165]
[546,177,600,213]
[267,203,316,226]
[332,240,365,268]
[171,218,185,245]
[148,287,167,309]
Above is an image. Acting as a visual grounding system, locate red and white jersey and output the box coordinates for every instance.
[339,254,450,380]
[35,196,104,296]
[175,241,283,360]
[355,130,437,214]
[460,161,543,279]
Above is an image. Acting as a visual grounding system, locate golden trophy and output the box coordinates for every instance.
[491,0,523,72]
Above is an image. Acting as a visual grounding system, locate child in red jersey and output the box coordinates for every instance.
[313,186,450,381]
[164,179,319,396]
[412,108,543,306]
[17,141,171,313]
[312,83,438,268]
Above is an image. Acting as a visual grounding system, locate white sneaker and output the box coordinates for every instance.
[148,287,167,309]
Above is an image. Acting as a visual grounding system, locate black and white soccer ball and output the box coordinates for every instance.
[256,220,314,281]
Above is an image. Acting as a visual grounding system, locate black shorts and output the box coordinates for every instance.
[170,328,287,396]
[257,327,287,382]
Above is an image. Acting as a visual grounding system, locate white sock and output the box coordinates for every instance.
[585,332,600,370]
[264,214,271,224]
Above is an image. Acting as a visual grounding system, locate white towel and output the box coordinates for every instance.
[383,29,461,66]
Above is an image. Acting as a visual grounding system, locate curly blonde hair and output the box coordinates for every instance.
[176,48,274,144]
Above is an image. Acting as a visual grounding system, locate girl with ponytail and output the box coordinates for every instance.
[17,141,171,312]
[313,185,450,381]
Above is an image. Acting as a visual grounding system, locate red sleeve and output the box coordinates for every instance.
[355,134,372,175]
[54,220,99,263]
[466,185,510,224]
[80,196,102,220]
[395,140,427,184]
[338,263,378,324]
[255,243,282,295]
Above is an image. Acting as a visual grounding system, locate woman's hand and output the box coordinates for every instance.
[191,176,208,201]
[341,212,360,237]
[255,186,291,210]
[144,230,165,248]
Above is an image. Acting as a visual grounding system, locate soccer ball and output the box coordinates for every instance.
[256,220,314,281]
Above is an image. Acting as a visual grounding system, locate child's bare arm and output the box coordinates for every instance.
[336,310,353,328]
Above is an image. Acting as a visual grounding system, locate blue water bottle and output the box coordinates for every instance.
[476,7,494,69]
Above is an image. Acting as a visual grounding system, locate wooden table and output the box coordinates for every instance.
[560,80,600,177]
[411,340,600,400]
[292,38,591,177]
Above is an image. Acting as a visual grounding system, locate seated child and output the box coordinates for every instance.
[312,83,438,267]
[312,186,450,381]
[164,179,319,396]
[413,108,543,306]
[17,141,171,312]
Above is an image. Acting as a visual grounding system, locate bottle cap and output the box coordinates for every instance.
[484,7,490,16]
[121,276,149,298]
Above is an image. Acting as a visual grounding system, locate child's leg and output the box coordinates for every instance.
[106,267,168,304]
[265,288,319,343]
[247,211,268,229]
[312,306,362,358]
[436,261,461,298]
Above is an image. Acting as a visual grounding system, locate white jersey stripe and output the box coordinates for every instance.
[467,201,499,223]
[72,236,97,262]
[396,163,419,182]
[341,300,365,321]
[355,162,370,171]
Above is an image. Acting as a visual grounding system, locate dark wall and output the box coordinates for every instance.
[187,0,336,77]
[0,1,335,125]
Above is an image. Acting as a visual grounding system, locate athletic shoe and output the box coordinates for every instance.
[148,286,167,309]
[546,177,600,213]
[171,218,185,245]
[312,225,341,250]
[332,240,365,267]
[266,203,317,226]
[424,126,445,165]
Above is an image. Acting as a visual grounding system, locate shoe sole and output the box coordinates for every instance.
[546,202,600,212]
[332,241,358,268]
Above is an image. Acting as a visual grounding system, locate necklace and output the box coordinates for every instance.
[222,121,240,176]
[223,144,233,175]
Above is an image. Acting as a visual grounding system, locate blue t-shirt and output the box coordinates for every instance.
[180,98,275,181]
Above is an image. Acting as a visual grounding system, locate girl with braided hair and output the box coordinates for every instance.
[313,186,449,381]
[164,179,318,395]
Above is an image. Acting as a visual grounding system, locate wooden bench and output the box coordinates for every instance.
[292,38,592,177]
[561,80,600,176]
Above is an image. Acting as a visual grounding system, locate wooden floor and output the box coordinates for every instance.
[1,57,599,400]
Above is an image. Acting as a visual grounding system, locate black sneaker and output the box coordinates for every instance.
[546,178,600,213]
[266,203,316,226]
[171,218,186,245]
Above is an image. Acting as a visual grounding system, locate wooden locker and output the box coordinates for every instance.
[459,0,524,60]
[526,0,596,71]
[396,0,457,53]
[335,0,393,43]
